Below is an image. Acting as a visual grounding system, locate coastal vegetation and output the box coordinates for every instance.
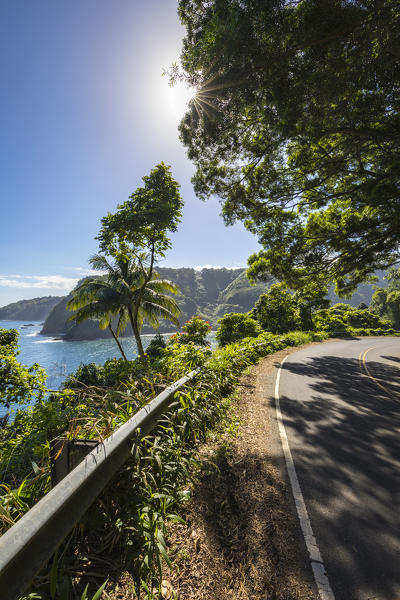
[0,286,396,598]
[0,320,321,599]
[1,154,398,596]
[67,254,180,361]
[0,327,46,410]
[38,267,263,339]
[6,268,380,340]
[2,4,400,591]
[2,2,399,599]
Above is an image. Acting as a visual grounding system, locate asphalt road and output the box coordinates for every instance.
[278,337,400,600]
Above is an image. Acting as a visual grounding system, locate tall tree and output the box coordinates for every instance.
[97,163,183,350]
[251,283,300,333]
[175,0,400,294]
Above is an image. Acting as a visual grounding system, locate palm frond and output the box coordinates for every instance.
[116,310,130,336]
[146,279,179,295]
[89,254,113,274]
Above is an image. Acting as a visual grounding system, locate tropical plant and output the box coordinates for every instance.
[169,316,211,346]
[370,267,400,329]
[145,333,167,360]
[68,253,181,360]
[251,283,300,334]
[0,328,46,409]
[216,312,262,346]
[96,163,183,357]
[67,275,129,361]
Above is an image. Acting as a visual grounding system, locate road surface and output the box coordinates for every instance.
[276,337,400,600]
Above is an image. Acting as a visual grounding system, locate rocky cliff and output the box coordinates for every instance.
[40,268,270,340]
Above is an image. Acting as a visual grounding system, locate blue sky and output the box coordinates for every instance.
[0,0,259,307]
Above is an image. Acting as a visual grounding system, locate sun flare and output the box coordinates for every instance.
[165,81,194,118]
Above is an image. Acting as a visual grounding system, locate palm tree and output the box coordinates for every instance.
[68,254,181,360]
[67,278,129,361]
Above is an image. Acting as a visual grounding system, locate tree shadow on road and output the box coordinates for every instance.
[274,352,400,600]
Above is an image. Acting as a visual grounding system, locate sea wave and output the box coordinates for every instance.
[33,339,64,344]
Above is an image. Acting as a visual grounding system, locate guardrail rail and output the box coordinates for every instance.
[0,369,199,599]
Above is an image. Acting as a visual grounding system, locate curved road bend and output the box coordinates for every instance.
[276,337,400,600]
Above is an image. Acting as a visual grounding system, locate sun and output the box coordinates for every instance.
[165,81,194,119]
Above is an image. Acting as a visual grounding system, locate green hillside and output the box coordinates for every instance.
[40,268,267,340]
[0,296,63,321]
[37,268,386,341]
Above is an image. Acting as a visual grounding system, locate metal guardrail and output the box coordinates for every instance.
[0,369,199,600]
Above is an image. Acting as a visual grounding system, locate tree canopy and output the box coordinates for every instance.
[176,0,400,294]
[92,163,183,359]
[97,162,183,268]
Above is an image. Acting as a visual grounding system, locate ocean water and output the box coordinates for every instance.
[0,320,170,417]
[0,320,217,417]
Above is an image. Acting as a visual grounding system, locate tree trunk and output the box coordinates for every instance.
[108,324,128,361]
[128,307,145,360]
[130,248,154,361]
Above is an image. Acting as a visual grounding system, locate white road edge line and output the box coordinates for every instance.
[275,355,336,600]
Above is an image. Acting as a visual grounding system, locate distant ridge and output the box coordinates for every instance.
[0,296,63,321]
[40,268,269,340]
[2,268,383,340]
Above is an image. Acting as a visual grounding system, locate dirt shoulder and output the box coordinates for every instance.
[164,342,335,600]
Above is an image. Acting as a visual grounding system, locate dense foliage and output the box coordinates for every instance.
[176,0,400,294]
[251,283,300,334]
[313,303,394,335]
[0,329,46,409]
[168,315,211,346]
[1,304,398,598]
[370,267,400,329]
[97,163,183,261]
[216,287,395,345]
[2,326,323,598]
[216,312,262,346]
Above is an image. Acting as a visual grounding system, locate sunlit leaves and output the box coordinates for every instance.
[177,0,400,293]
[0,329,46,409]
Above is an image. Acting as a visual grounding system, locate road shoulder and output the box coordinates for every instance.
[166,343,326,599]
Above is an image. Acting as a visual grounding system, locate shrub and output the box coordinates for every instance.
[101,358,141,387]
[216,312,262,346]
[0,328,46,409]
[145,333,167,360]
[168,316,211,346]
[64,358,143,389]
[314,304,393,333]
[251,283,300,333]
[162,342,212,376]
[64,363,102,388]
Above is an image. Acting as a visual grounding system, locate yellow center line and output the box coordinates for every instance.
[359,346,393,397]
